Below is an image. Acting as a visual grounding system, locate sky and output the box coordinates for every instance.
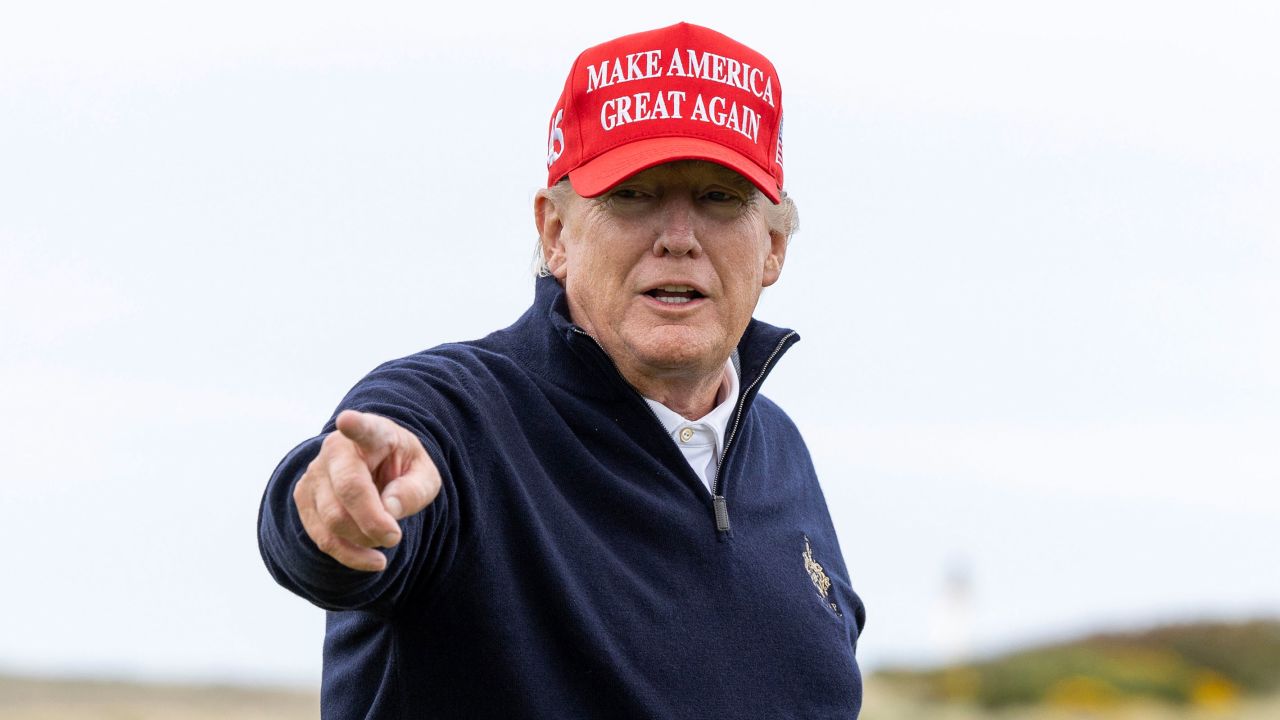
[1,0,1277,687]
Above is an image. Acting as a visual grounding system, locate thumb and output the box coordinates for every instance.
[380,447,442,521]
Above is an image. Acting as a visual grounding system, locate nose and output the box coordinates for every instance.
[652,197,701,258]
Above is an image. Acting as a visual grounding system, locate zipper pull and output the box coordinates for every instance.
[713,495,731,532]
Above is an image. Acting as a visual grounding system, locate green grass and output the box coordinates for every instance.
[874,619,1280,713]
[862,677,1280,720]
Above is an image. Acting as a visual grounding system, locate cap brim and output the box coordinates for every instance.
[568,137,782,203]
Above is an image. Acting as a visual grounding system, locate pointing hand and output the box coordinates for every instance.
[293,410,442,571]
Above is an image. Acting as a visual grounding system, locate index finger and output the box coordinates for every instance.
[336,410,400,457]
[326,439,402,547]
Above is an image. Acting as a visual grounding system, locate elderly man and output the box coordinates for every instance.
[259,22,865,718]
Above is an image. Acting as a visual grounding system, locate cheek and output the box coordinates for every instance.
[571,238,635,285]
[564,243,632,309]
[717,238,771,292]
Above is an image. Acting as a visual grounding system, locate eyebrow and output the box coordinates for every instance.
[723,175,759,197]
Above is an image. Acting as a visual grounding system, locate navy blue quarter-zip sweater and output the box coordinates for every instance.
[259,276,865,718]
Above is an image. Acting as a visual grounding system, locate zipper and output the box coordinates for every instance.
[710,331,797,533]
[571,326,797,535]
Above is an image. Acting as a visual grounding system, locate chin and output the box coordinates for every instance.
[630,327,726,373]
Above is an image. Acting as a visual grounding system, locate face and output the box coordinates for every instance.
[535,161,787,385]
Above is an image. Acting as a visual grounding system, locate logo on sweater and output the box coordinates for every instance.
[803,535,842,618]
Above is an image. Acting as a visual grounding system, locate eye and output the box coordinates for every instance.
[701,187,747,205]
[608,187,653,201]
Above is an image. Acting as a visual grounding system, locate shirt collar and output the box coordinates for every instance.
[642,356,740,458]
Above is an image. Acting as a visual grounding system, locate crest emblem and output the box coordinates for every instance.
[803,535,842,617]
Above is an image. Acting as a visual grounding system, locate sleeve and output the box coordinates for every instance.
[256,355,472,616]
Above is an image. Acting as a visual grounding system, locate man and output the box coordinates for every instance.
[259,22,865,718]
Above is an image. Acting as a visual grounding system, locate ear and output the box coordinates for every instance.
[534,189,570,279]
[761,228,787,287]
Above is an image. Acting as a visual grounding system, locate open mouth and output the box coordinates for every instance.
[644,285,706,305]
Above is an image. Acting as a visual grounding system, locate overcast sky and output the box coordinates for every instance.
[2,1,1277,687]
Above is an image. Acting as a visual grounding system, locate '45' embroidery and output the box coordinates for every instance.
[546,109,565,168]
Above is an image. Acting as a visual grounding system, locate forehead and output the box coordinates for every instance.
[613,160,758,192]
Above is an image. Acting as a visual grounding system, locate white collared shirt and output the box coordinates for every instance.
[642,357,740,494]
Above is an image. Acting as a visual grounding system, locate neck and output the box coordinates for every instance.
[625,366,724,420]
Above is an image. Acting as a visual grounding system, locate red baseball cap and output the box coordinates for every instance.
[545,23,785,203]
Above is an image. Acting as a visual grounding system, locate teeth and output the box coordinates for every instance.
[660,285,695,292]
[655,296,691,304]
